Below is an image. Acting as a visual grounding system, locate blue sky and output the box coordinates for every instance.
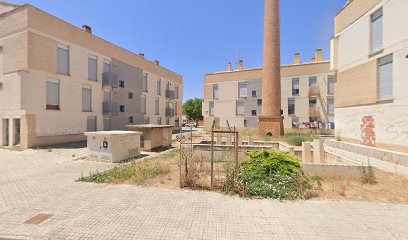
[14,0,347,102]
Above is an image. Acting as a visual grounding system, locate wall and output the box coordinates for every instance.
[203,62,335,130]
[111,59,144,130]
[334,0,408,147]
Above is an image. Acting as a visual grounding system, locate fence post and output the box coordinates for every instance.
[313,139,325,164]
[211,130,214,187]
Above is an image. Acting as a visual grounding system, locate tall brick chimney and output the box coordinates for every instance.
[227,62,232,71]
[259,0,283,137]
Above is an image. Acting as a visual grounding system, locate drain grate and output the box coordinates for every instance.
[24,214,53,225]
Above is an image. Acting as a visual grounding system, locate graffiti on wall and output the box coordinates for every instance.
[361,116,376,147]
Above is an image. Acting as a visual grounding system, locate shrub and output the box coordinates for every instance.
[223,150,318,200]
[284,133,313,146]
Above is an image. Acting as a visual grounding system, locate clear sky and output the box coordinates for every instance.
[13,0,347,102]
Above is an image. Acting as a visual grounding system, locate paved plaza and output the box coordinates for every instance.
[0,147,408,240]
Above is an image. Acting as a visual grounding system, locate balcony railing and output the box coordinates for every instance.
[308,86,320,97]
[166,108,175,117]
[309,107,320,118]
[103,101,119,116]
[103,72,119,88]
[166,90,175,99]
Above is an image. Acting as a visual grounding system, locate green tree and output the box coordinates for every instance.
[183,98,203,121]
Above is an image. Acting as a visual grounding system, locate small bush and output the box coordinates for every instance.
[223,150,318,200]
[284,133,313,146]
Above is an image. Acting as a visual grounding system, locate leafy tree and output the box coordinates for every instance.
[183,98,203,121]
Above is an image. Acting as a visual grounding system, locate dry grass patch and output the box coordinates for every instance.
[315,169,408,204]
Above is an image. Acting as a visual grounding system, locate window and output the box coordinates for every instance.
[209,102,215,116]
[155,97,160,115]
[141,95,146,114]
[328,75,336,95]
[166,118,170,125]
[103,59,111,73]
[129,116,134,124]
[213,84,219,99]
[252,90,257,98]
[128,92,133,99]
[378,55,393,101]
[327,97,335,115]
[157,79,161,95]
[87,116,97,132]
[371,8,383,53]
[88,54,97,81]
[238,83,247,98]
[143,74,148,92]
[57,43,69,75]
[309,98,317,108]
[46,78,60,110]
[175,85,179,99]
[120,105,125,112]
[309,76,317,87]
[257,99,262,107]
[288,98,295,115]
[236,101,244,115]
[157,117,162,125]
[175,117,180,127]
[82,85,92,112]
[252,110,257,116]
[174,102,178,115]
[292,78,300,95]
[144,116,150,124]
[119,80,125,88]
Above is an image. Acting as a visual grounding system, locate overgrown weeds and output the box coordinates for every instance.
[284,133,314,146]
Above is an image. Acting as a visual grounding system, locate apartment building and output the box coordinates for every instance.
[202,50,336,131]
[331,0,408,150]
[0,2,183,149]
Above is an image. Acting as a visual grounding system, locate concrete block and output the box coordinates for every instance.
[302,142,312,163]
[313,140,325,164]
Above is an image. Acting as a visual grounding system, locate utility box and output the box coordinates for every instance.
[127,125,173,151]
[85,131,142,163]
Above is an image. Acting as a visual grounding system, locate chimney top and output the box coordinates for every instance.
[82,25,92,34]
[154,60,160,65]
[294,53,301,65]
[139,53,145,59]
[238,60,244,70]
[227,62,232,72]
[315,49,323,62]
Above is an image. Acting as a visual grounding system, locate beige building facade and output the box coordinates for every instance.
[203,50,336,131]
[0,2,183,149]
[332,0,408,151]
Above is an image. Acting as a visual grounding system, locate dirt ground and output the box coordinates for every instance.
[138,154,408,204]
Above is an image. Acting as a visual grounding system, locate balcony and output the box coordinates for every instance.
[103,72,119,88]
[166,108,175,117]
[308,86,320,97]
[309,107,320,118]
[166,90,175,99]
[103,101,119,116]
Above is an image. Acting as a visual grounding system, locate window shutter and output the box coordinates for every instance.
[88,55,98,81]
[371,9,383,53]
[378,55,393,100]
[46,79,60,106]
[57,44,69,75]
[87,116,97,132]
[82,87,92,112]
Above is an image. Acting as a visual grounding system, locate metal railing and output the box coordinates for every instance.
[166,90,175,99]
[103,101,119,116]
